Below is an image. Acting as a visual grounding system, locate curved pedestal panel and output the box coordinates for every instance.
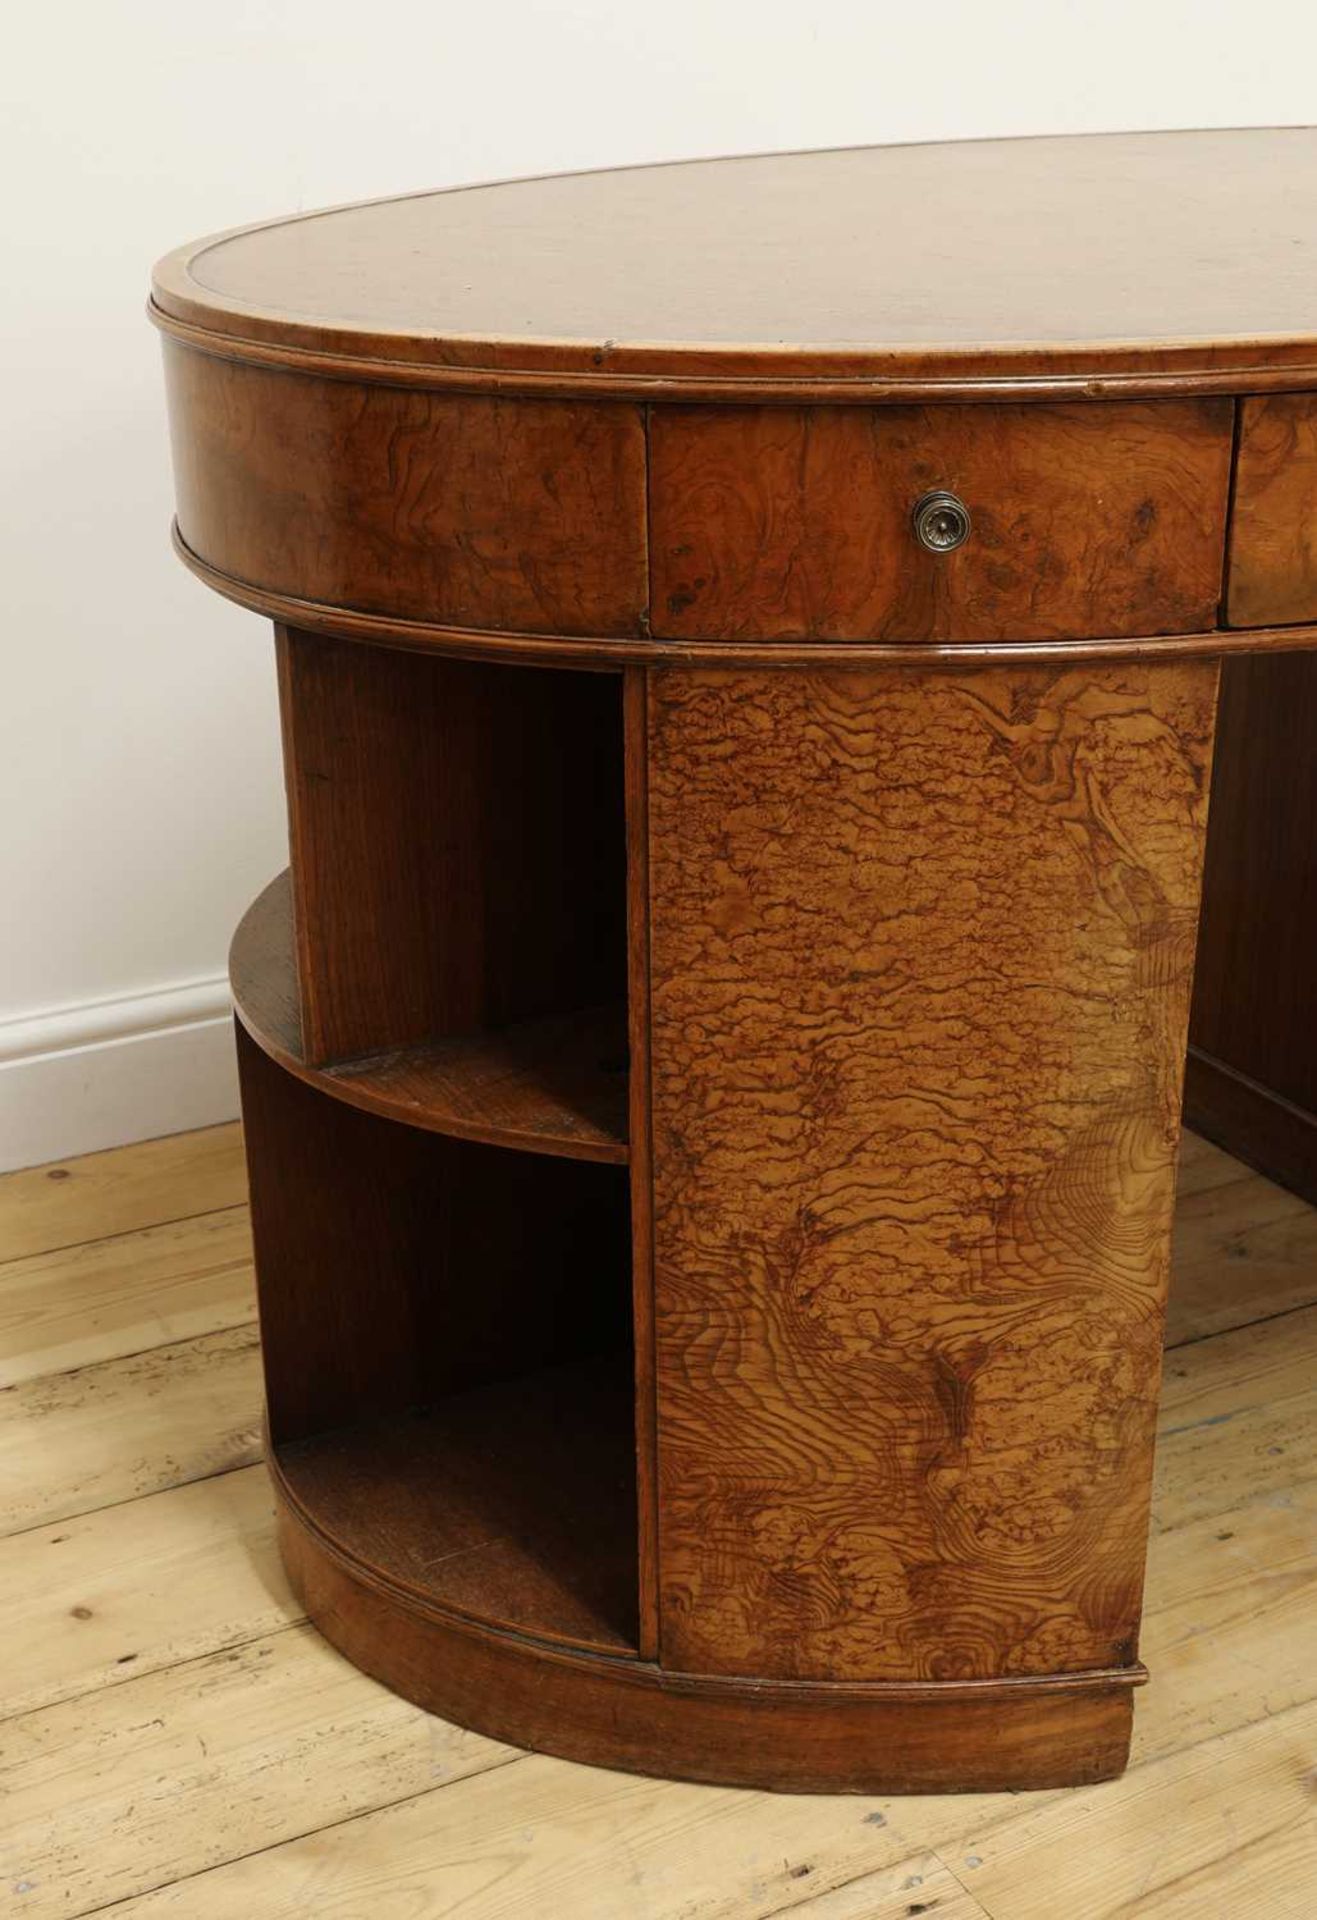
[228,637,1213,1793]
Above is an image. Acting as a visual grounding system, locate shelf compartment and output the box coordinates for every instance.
[232,871,629,1163]
[274,1351,639,1656]
[236,1021,634,1443]
[275,631,628,1065]
[236,1023,640,1656]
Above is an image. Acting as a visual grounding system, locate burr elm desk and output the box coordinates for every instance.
[152,129,1317,1795]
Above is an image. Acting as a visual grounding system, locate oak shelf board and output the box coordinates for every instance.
[272,1353,640,1658]
[230,873,630,1164]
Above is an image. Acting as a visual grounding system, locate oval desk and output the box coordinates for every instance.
[152,129,1317,1794]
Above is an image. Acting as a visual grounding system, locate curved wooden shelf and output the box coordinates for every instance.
[273,1354,639,1658]
[231,873,629,1163]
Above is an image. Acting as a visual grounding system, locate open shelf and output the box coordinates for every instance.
[274,1352,639,1655]
[235,639,649,1678]
[236,1021,641,1660]
[231,872,629,1163]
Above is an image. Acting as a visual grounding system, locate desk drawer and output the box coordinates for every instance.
[1227,394,1317,628]
[649,400,1232,643]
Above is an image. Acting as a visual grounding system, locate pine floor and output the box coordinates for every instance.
[0,1123,1313,1917]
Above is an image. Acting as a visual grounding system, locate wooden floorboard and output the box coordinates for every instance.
[0,1324,262,1536]
[0,1124,1310,1918]
[0,1468,296,1723]
[0,1204,254,1388]
[0,1625,519,1920]
[1166,1162,1317,1344]
[0,1125,248,1265]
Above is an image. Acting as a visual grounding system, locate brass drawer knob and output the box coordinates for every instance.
[913,490,972,553]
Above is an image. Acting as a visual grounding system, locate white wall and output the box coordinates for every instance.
[2,0,1314,1167]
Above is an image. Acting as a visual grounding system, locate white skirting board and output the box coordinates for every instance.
[0,978,239,1172]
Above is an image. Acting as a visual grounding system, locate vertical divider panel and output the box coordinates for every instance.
[275,623,484,1064]
[274,625,627,1065]
[274,629,317,1062]
[624,666,660,1661]
[1187,649,1317,1200]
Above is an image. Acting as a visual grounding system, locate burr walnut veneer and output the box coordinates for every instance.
[152,130,1317,1794]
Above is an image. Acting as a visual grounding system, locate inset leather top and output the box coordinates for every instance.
[152,129,1317,401]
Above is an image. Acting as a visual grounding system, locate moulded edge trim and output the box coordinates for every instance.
[149,300,1317,406]
[174,522,1317,674]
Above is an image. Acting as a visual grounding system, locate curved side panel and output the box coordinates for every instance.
[161,340,648,638]
[645,662,1217,1684]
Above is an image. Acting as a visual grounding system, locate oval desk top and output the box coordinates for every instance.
[151,128,1317,399]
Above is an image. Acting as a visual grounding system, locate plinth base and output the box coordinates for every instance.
[273,1458,1139,1795]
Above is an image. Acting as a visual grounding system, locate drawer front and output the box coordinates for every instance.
[1227,394,1317,628]
[649,400,1233,643]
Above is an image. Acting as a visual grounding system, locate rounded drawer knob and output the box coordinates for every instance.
[912,490,972,553]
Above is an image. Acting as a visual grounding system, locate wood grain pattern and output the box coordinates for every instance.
[0,1326,261,1536]
[933,1700,1317,1920]
[0,1624,514,1920]
[646,662,1218,1681]
[231,871,629,1163]
[0,1206,252,1387]
[163,343,647,635]
[0,1466,296,1723]
[1187,651,1317,1202]
[774,1857,990,1919]
[1174,1128,1247,1199]
[1167,1172,1317,1346]
[275,629,627,1063]
[649,401,1233,642]
[148,132,1317,1796]
[1226,393,1317,628]
[624,667,661,1661]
